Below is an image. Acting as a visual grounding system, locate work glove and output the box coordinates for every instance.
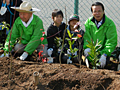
[0,53,9,57]
[47,57,53,63]
[99,54,106,68]
[85,58,89,68]
[67,58,72,64]
[84,48,90,57]
[73,51,77,56]
[47,48,53,57]
[67,49,77,55]
[20,52,28,61]
[117,55,120,71]
[67,49,71,55]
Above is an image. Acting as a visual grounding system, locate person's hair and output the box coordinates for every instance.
[91,2,104,12]
[52,9,64,19]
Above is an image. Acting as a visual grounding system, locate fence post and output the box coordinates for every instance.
[74,0,79,15]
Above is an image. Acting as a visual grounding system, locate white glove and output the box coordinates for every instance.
[84,48,90,57]
[0,53,9,57]
[47,57,53,63]
[47,48,53,57]
[118,54,120,62]
[67,59,72,64]
[20,52,28,61]
[99,54,106,68]
[73,51,77,56]
[67,49,71,55]
[117,55,120,71]
[85,58,89,68]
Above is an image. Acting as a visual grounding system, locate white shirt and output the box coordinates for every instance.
[21,14,33,27]
[95,19,103,28]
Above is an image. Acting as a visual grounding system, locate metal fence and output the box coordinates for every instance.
[23,0,120,46]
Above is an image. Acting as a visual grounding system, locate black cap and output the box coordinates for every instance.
[68,14,79,23]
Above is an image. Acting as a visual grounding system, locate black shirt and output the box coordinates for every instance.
[47,22,66,49]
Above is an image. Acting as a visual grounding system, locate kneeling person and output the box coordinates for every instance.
[0,1,48,60]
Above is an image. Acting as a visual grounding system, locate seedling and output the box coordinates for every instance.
[0,21,10,31]
[65,29,82,62]
[86,39,102,69]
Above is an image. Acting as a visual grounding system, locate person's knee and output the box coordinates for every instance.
[73,57,79,63]
[14,43,25,54]
[62,54,68,63]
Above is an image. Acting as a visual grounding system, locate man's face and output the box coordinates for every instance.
[92,5,104,21]
[52,14,63,26]
[19,12,32,23]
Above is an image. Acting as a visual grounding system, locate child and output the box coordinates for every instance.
[63,14,84,63]
[47,9,66,63]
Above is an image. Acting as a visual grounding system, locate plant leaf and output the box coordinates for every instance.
[67,29,72,38]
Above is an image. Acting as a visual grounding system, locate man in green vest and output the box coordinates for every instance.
[83,2,117,68]
[0,1,48,60]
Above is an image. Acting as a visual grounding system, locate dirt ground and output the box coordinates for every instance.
[1,56,120,90]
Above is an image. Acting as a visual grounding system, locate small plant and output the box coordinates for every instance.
[0,21,10,31]
[0,21,10,55]
[54,37,63,56]
[65,29,82,61]
[54,37,63,49]
[86,39,102,69]
[0,21,10,48]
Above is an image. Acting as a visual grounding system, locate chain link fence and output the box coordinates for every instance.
[23,0,120,46]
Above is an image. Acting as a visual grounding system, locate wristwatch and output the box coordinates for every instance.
[103,53,107,57]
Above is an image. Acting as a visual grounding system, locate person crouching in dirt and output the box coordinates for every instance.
[0,1,48,61]
[62,14,84,64]
[83,2,117,69]
[47,9,66,63]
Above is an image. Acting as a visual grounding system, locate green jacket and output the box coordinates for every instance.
[4,14,47,55]
[83,15,117,56]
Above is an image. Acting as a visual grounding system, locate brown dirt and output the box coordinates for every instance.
[0,57,120,90]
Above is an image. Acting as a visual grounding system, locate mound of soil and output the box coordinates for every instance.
[0,57,120,90]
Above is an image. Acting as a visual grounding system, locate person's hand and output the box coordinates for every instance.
[84,48,90,57]
[73,51,77,56]
[6,0,10,5]
[74,21,80,29]
[47,48,53,57]
[0,53,9,57]
[99,54,106,68]
[117,55,120,71]
[67,59,72,64]
[85,58,89,68]
[67,49,71,55]
[20,52,28,60]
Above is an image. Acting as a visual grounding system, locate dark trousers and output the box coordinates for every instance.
[0,29,6,48]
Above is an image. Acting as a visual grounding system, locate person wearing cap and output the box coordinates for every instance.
[83,2,117,68]
[0,1,48,61]
[0,0,22,52]
[47,9,66,63]
[62,14,84,63]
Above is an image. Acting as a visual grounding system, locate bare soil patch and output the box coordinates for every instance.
[0,57,120,90]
